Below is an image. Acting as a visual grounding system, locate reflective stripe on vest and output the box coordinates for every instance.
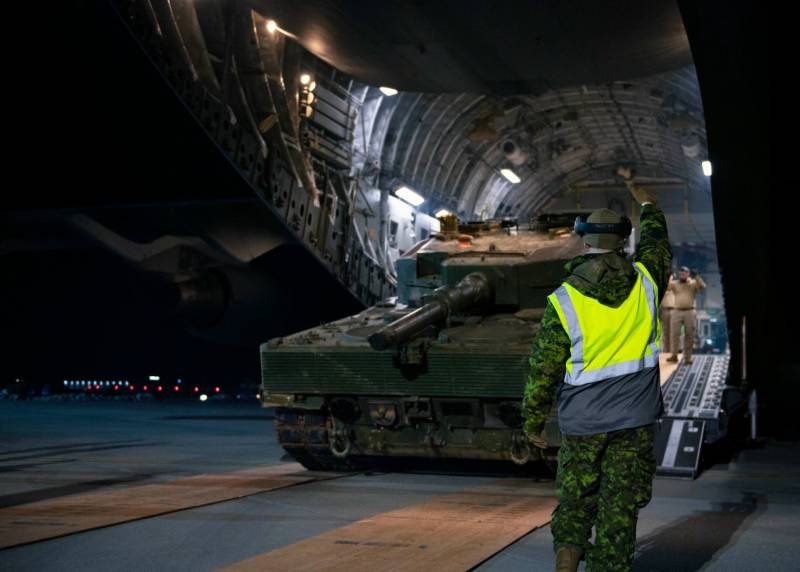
[549,262,660,386]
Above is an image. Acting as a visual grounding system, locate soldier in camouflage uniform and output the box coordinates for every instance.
[523,178,672,572]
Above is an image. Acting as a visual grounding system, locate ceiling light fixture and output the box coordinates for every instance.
[379,86,399,96]
[701,160,713,177]
[300,73,312,86]
[500,168,521,184]
[435,209,452,218]
[395,186,425,207]
[266,20,278,34]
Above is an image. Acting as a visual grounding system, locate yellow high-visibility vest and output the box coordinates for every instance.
[549,262,660,386]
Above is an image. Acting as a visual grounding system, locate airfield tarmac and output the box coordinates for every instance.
[1,400,798,571]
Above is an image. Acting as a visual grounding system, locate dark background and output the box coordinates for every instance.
[2,1,361,390]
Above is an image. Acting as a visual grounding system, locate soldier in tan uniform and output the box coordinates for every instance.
[666,266,706,364]
[660,285,675,354]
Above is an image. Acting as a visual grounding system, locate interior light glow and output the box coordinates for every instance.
[395,186,425,207]
[266,20,278,34]
[435,209,452,218]
[149,375,160,381]
[379,86,399,96]
[300,73,312,86]
[500,168,521,184]
[702,160,713,177]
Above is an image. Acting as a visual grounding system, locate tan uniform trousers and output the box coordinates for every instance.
[660,307,673,353]
[670,309,696,360]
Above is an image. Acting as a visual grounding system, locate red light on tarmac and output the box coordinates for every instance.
[143,385,148,391]
[214,386,221,393]
[173,385,179,392]
[193,386,199,393]
[114,385,119,391]
[95,385,100,390]
[130,385,136,391]
[157,386,163,392]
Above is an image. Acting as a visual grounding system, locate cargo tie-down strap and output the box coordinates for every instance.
[0,463,345,549]
[220,478,557,572]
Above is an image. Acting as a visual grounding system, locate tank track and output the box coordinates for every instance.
[274,407,359,472]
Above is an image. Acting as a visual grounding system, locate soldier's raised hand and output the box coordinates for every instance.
[617,165,657,204]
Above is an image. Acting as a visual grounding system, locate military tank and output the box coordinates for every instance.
[260,214,586,470]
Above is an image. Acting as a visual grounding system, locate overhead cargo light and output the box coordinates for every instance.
[266,20,278,34]
[702,160,713,177]
[435,209,452,218]
[395,186,425,207]
[300,73,312,86]
[500,168,521,184]
[379,86,399,96]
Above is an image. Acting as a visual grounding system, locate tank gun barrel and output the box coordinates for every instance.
[368,272,491,351]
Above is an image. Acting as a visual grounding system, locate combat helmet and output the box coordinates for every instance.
[573,208,632,250]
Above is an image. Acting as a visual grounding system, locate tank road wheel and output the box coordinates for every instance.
[329,430,352,459]
[274,407,359,472]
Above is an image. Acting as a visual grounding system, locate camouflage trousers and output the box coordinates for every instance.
[552,424,656,572]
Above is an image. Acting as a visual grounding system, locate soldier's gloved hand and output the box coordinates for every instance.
[616,165,634,180]
[526,430,548,450]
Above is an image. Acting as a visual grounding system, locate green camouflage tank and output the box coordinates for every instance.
[260,215,586,470]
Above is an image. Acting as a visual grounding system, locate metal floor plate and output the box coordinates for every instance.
[221,478,556,572]
[0,464,346,549]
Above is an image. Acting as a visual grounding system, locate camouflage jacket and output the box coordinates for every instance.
[522,204,672,435]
